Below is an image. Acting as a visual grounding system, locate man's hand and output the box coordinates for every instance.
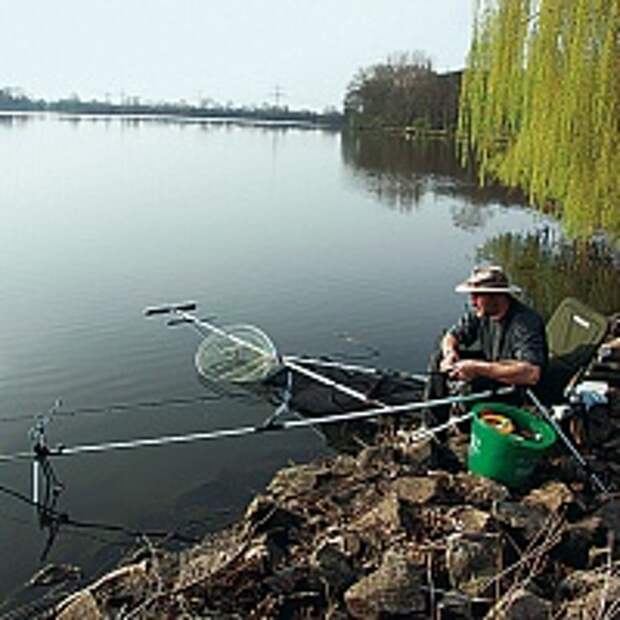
[448,359,482,381]
[440,349,460,372]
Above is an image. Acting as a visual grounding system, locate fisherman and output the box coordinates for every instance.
[424,265,548,430]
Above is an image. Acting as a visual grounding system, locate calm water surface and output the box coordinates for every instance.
[0,113,615,602]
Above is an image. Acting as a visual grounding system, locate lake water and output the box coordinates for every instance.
[0,113,616,605]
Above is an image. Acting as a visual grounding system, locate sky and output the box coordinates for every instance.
[2,0,473,111]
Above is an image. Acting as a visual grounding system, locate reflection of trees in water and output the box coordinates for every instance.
[479,228,620,320]
[340,131,528,230]
[0,114,36,128]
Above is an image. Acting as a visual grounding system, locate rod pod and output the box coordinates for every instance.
[527,388,609,496]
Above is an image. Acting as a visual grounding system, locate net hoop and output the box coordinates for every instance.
[194,323,281,384]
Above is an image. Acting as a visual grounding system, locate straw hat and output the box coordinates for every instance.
[455,266,522,294]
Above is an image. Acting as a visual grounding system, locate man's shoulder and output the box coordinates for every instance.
[510,299,545,329]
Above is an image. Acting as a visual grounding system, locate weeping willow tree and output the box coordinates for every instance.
[459,0,620,238]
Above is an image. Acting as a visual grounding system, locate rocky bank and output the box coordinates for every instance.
[32,335,620,618]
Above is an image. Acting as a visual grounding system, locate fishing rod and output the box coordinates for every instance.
[283,354,431,383]
[526,388,609,496]
[0,386,515,464]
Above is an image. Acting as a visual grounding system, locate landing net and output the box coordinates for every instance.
[194,324,281,383]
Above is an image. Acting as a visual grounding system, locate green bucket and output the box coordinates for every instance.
[467,402,557,488]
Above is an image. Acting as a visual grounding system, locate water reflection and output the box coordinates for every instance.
[478,228,620,319]
[341,131,619,315]
[340,131,528,229]
[0,113,37,128]
[53,113,334,134]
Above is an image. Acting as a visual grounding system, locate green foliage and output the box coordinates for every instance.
[459,0,620,238]
[479,229,620,320]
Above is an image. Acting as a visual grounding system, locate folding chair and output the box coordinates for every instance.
[540,297,609,404]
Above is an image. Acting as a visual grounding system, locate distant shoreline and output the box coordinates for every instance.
[0,103,344,129]
[0,109,343,131]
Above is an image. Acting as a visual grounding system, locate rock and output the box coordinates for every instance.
[595,498,620,548]
[344,550,425,619]
[350,492,410,545]
[356,443,397,472]
[436,590,472,619]
[175,527,242,590]
[329,454,358,477]
[267,464,319,498]
[311,539,356,591]
[55,563,147,620]
[447,434,471,469]
[447,505,492,534]
[56,590,102,620]
[492,501,550,540]
[523,481,574,513]
[446,532,502,597]
[243,494,303,535]
[341,531,363,558]
[453,472,509,508]
[484,587,551,619]
[392,472,450,504]
[551,516,604,569]
[559,568,619,597]
[559,570,620,618]
[89,561,149,604]
[395,435,433,471]
[243,532,285,573]
[28,563,82,587]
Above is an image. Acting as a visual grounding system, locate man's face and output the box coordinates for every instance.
[469,292,503,317]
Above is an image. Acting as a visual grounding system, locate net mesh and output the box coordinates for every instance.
[194,324,280,383]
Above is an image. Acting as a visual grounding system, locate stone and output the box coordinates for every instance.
[344,550,425,619]
[436,590,473,619]
[56,590,102,620]
[453,472,509,508]
[311,539,356,591]
[243,494,303,535]
[551,516,604,569]
[89,561,149,604]
[595,498,620,548]
[243,533,284,573]
[395,435,433,471]
[28,563,82,587]
[559,569,620,598]
[329,454,358,477]
[447,434,471,469]
[559,570,620,618]
[492,500,550,540]
[392,472,450,504]
[56,562,148,620]
[523,481,574,513]
[356,443,397,472]
[267,464,319,498]
[447,505,491,534]
[175,528,242,590]
[484,587,551,619]
[445,532,502,597]
[351,492,405,536]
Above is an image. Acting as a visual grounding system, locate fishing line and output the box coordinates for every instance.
[0,390,253,426]
[0,481,200,545]
[330,331,382,361]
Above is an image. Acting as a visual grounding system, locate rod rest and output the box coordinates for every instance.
[144,301,197,316]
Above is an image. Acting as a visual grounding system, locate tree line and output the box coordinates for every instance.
[343,0,619,239]
[0,88,343,127]
[343,52,462,132]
